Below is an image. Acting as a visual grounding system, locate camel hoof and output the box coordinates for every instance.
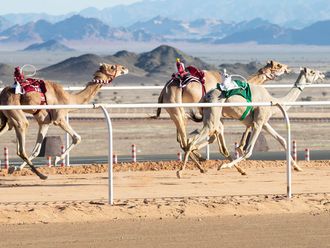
[200,169,207,174]
[176,170,182,179]
[39,174,48,180]
[241,171,247,176]
[8,166,16,174]
[220,163,229,169]
[294,167,303,172]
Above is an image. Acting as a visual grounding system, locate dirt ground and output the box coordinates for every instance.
[1,160,330,223]
[1,214,330,248]
[1,160,330,247]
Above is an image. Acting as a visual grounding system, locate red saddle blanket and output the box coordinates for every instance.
[186,66,205,84]
[20,78,47,94]
[170,65,206,95]
[14,66,47,95]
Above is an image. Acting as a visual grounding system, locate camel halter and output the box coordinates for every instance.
[295,71,318,91]
[92,65,119,85]
[259,68,276,80]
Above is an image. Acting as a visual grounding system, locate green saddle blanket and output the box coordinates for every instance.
[216,80,253,120]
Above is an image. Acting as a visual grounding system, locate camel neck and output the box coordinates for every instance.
[72,82,101,104]
[277,73,305,110]
[247,73,267,85]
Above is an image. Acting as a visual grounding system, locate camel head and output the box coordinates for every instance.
[297,68,325,89]
[259,60,290,80]
[92,63,129,84]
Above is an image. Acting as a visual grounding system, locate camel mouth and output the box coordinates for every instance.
[284,68,291,74]
[120,69,129,76]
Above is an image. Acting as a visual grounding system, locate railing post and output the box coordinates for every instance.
[206,140,210,160]
[274,103,292,199]
[65,113,70,166]
[98,105,113,205]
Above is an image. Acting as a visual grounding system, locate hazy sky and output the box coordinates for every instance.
[0,0,141,15]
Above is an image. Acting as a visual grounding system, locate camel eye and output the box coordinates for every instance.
[111,65,115,70]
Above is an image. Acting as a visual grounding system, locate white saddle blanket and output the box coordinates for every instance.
[218,76,241,91]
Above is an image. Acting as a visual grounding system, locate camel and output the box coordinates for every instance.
[0,63,128,180]
[178,67,325,178]
[154,61,290,154]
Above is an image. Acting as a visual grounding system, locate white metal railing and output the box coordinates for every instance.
[1,83,330,92]
[1,101,330,204]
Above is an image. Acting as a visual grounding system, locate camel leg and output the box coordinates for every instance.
[220,121,263,170]
[170,106,204,160]
[167,107,188,150]
[177,148,193,178]
[177,137,212,178]
[13,123,47,180]
[215,126,247,175]
[262,122,302,171]
[237,127,251,155]
[18,124,50,171]
[190,149,207,174]
[53,119,81,166]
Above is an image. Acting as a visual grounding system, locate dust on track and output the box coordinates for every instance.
[1,160,330,225]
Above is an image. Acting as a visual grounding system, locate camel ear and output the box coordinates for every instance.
[304,67,308,73]
[270,60,274,66]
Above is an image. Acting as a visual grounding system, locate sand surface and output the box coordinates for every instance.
[1,160,330,223]
[1,214,330,248]
[1,160,330,247]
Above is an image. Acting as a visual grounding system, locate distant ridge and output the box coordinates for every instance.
[136,45,214,75]
[23,40,75,52]
[0,15,119,43]
[39,45,215,83]
[1,13,330,45]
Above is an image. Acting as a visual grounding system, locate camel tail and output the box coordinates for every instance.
[150,87,165,119]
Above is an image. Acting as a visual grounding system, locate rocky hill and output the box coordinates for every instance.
[38,45,215,84]
[23,40,75,52]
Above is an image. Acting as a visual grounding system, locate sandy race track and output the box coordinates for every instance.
[1,160,330,247]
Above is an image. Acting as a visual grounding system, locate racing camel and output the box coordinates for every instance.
[0,63,128,179]
[155,61,290,155]
[178,67,325,178]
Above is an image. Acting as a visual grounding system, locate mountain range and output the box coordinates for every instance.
[1,14,330,45]
[0,45,216,85]
[2,0,330,28]
[31,45,214,84]
[0,44,328,86]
